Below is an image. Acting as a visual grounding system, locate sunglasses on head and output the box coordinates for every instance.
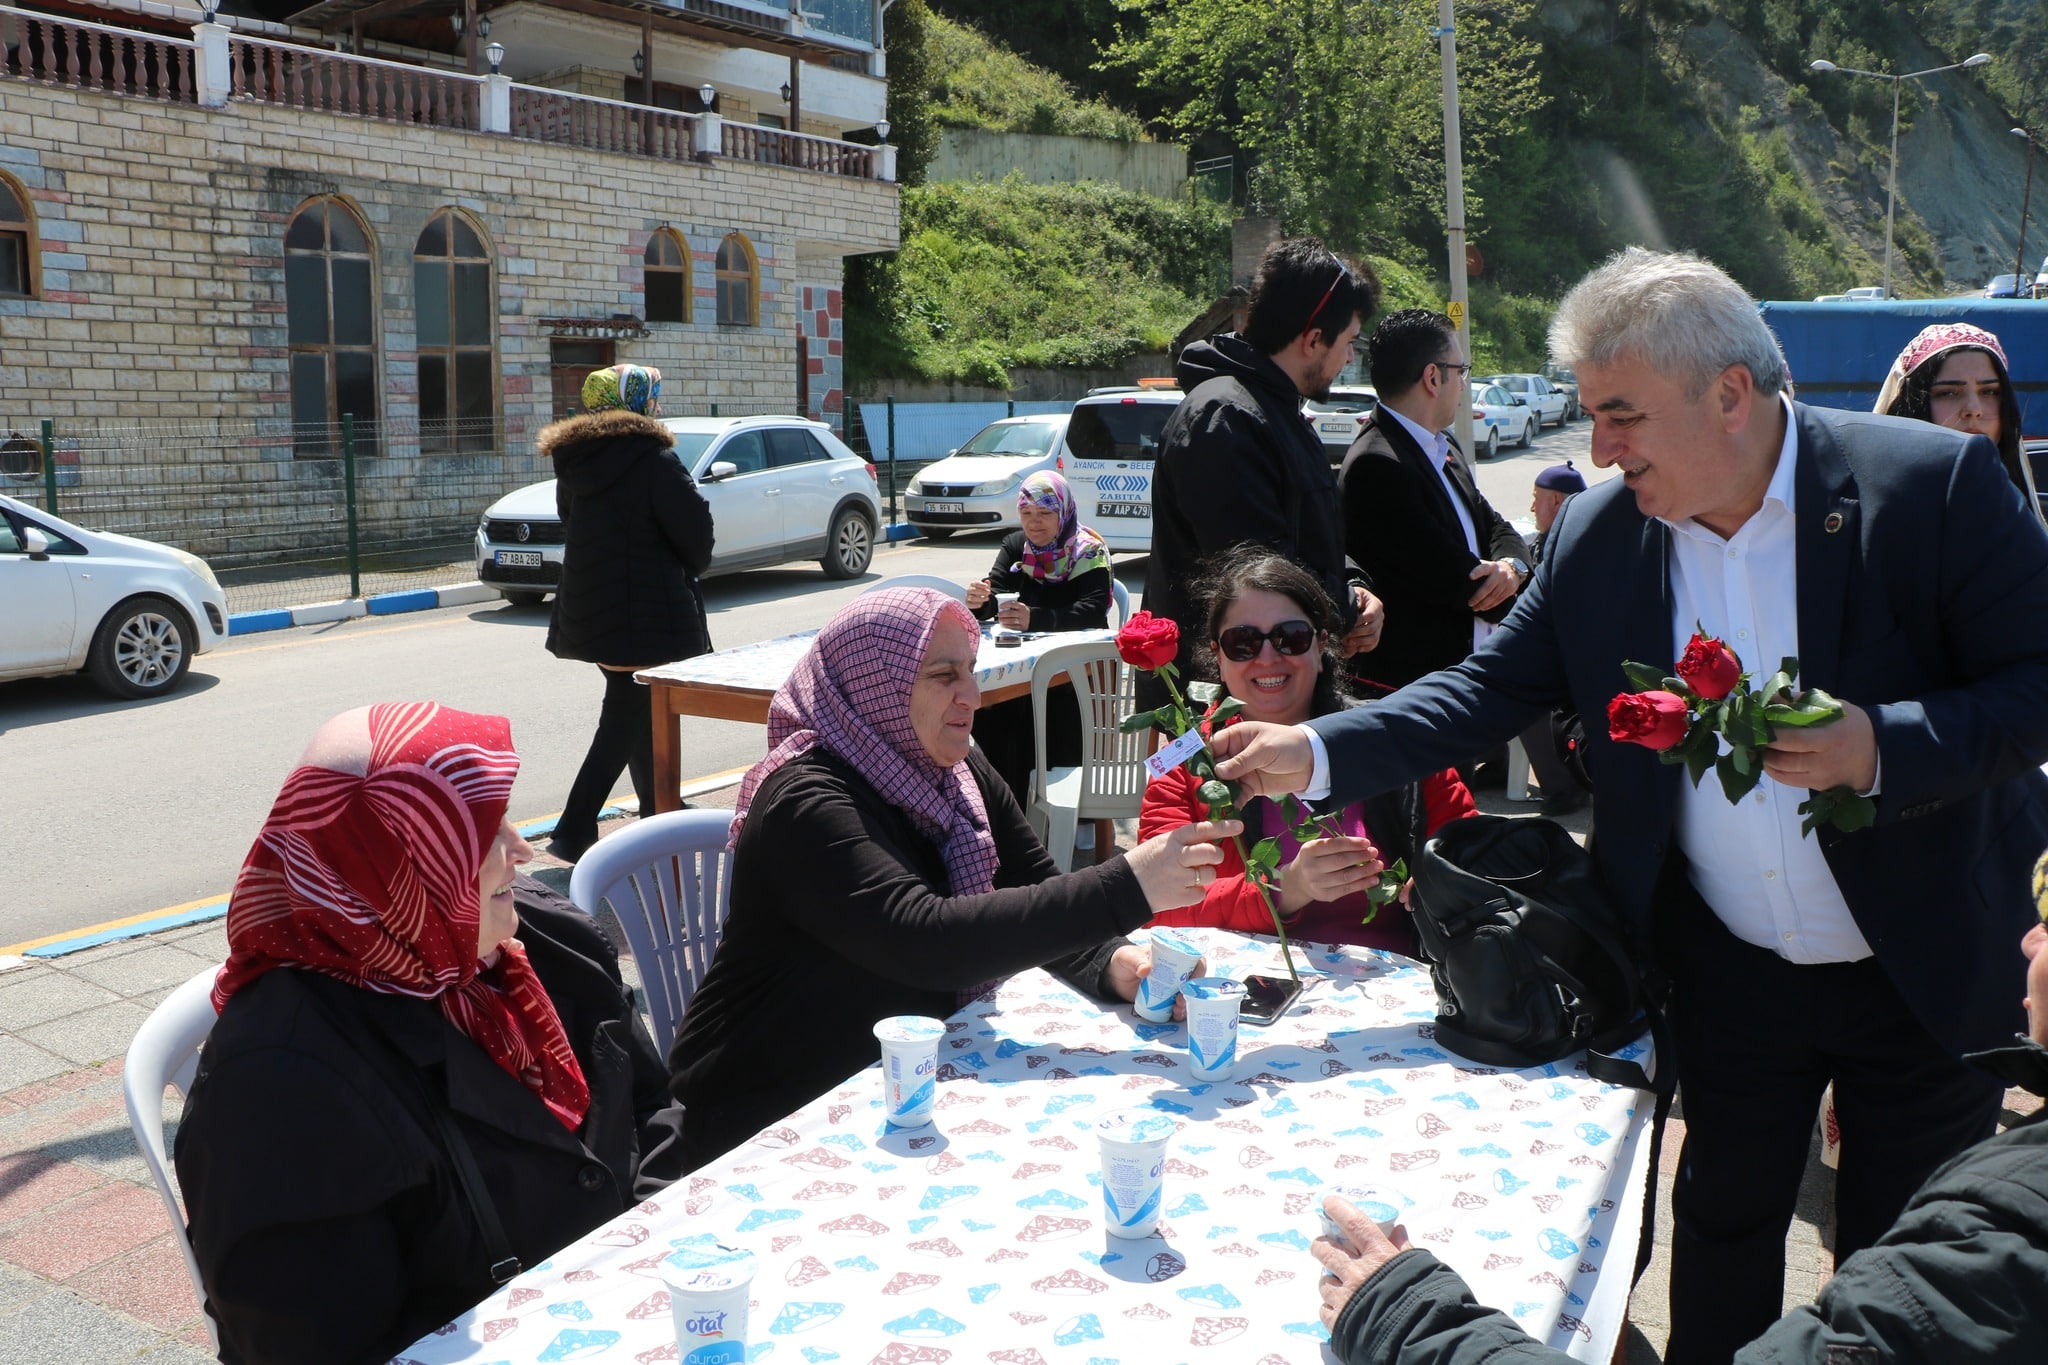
[1216,619,1318,662]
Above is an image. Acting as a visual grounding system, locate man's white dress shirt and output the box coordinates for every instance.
[1382,404,1490,652]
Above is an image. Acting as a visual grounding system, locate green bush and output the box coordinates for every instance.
[927,14,1143,141]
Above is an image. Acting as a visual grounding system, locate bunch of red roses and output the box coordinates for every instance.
[1607,630,1875,835]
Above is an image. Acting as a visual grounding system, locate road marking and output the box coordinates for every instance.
[210,613,463,658]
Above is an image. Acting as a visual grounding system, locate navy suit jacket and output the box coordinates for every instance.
[1309,402,2048,1057]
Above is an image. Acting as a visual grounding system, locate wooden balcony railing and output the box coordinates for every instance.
[229,35,480,130]
[0,6,196,102]
[509,88,698,162]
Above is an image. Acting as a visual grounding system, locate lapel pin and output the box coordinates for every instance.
[1823,511,1845,534]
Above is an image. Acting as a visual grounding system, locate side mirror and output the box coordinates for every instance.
[944,448,958,458]
[22,526,50,560]
[1511,396,1528,406]
[704,461,738,482]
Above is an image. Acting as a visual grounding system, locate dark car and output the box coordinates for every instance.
[1985,273,2035,299]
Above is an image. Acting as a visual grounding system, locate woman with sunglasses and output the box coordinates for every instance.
[1138,549,1474,951]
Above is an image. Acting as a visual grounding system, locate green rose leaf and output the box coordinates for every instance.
[1716,747,1765,802]
[1246,837,1282,875]
[1117,707,1164,734]
[1187,680,1222,704]
[1621,660,1668,693]
[1198,779,1234,807]
[1208,696,1248,726]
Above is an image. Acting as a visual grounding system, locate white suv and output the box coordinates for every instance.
[476,416,883,604]
[1061,387,1184,552]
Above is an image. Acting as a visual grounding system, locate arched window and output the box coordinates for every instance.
[644,228,690,324]
[413,209,495,454]
[715,231,757,327]
[0,173,38,300]
[284,197,377,457]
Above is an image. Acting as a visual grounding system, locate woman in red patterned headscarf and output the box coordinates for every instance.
[175,702,685,1365]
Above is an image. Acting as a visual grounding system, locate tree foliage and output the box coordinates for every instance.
[926,13,1144,139]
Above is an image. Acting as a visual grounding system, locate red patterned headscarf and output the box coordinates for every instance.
[730,588,1000,897]
[212,702,590,1131]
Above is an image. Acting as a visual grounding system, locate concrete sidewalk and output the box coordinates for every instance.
[0,812,2033,1363]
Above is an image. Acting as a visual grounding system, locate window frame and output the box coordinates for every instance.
[715,231,759,328]
[0,171,40,301]
[412,207,498,455]
[284,195,380,458]
[643,227,692,325]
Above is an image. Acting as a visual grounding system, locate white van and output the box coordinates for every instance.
[1061,387,1183,552]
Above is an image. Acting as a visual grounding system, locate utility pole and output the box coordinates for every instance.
[1435,1,1475,470]
[2014,127,2037,287]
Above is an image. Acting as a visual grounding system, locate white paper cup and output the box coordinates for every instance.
[872,1015,945,1128]
[663,1243,755,1365]
[1134,927,1203,1023]
[1096,1108,1176,1239]
[995,591,1021,610]
[1180,977,1245,1081]
[1316,1184,1401,1248]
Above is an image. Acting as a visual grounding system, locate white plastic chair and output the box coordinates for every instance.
[859,574,969,603]
[569,809,738,1055]
[123,965,222,1352]
[1027,639,1149,871]
[1109,578,1132,628]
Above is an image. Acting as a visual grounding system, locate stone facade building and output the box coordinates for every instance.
[0,0,898,562]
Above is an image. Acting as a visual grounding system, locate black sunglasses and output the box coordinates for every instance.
[1217,619,1318,662]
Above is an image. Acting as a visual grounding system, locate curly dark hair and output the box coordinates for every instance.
[1193,546,1351,720]
[1886,345,2025,491]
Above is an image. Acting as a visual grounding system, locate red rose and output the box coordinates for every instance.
[1675,632,1743,701]
[1607,690,1691,751]
[1115,610,1180,671]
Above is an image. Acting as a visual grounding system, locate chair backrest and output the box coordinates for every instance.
[568,809,738,1055]
[1109,578,1132,628]
[1029,638,1149,821]
[859,574,968,603]
[123,965,223,1352]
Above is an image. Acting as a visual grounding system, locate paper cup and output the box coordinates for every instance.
[1180,977,1245,1081]
[1096,1108,1176,1239]
[1134,927,1203,1023]
[872,1015,945,1128]
[1315,1184,1401,1248]
[995,591,1021,610]
[663,1243,755,1365]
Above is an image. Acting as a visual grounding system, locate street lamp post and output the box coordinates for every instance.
[1809,52,1992,299]
[1433,3,1475,468]
[2014,127,2037,288]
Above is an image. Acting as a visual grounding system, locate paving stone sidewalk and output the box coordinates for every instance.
[1,805,2031,1363]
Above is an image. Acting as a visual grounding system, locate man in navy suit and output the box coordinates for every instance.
[1212,248,2048,1363]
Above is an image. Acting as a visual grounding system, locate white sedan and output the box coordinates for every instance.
[1484,373,1571,428]
[904,414,1069,539]
[1470,383,1539,459]
[1,492,229,697]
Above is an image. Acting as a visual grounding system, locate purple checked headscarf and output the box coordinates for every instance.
[730,588,1000,897]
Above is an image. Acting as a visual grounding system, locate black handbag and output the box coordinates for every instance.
[1409,815,1670,1095]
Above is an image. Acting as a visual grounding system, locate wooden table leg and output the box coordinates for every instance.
[649,685,682,815]
[1092,818,1115,864]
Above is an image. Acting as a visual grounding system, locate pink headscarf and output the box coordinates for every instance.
[1874,323,2010,415]
[731,588,1000,897]
[214,702,591,1131]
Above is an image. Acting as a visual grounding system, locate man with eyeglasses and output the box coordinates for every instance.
[1144,237,1387,705]
[1339,310,1532,708]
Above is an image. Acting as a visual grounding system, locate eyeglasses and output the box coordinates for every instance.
[1217,619,1318,662]
[1435,359,1473,380]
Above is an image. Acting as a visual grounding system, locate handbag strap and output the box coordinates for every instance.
[416,1087,523,1285]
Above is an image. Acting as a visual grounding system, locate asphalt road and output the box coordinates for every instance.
[0,414,1602,949]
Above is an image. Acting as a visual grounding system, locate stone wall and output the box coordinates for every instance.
[929,129,1187,201]
[0,75,896,561]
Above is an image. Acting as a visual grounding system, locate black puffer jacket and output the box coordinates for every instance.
[542,409,714,667]
[1328,1038,2048,1365]
[1146,334,1358,681]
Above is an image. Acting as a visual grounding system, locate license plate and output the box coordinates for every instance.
[1319,420,1354,437]
[1097,503,1150,519]
[925,501,964,513]
[494,550,543,568]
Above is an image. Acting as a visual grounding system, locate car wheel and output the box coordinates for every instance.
[1521,419,1536,449]
[87,595,195,699]
[1480,426,1499,460]
[821,506,875,579]
[500,590,548,607]
[920,527,956,541]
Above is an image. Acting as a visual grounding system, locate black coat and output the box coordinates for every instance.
[1328,1039,2048,1364]
[669,746,1149,1171]
[1339,409,1530,692]
[968,530,1112,632]
[175,879,688,1365]
[543,409,714,667]
[1147,335,1359,680]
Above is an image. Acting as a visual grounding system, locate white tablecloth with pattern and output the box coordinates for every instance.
[638,626,1118,701]
[399,929,1653,1365]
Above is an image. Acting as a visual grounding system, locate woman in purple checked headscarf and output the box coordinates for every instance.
[667,587,1236,1170]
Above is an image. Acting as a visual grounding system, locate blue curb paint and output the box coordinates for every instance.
[25,899,230,958]
[367,588,438,615]
[227,609,293,636]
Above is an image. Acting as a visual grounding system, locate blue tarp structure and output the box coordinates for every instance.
[1760,299,2048,437]
[853,401,1073,464]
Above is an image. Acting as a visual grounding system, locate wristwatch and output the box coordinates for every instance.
[1509,557,1531,586]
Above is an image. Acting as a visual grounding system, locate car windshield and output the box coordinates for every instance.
[1067,402,1172,462]
[1479,386,1509,405]
[958,421,1061,457]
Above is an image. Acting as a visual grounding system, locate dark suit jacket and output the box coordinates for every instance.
[1309,402,2048,1058]
[1340,409,1530,691]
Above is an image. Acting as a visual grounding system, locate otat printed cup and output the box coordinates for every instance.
[1180,977,1245,1081]
[1096,1107,1176,1239]
[872,1015,945,1128]
[662,1243,756,1365]
[1316,1184,1402,1249]
[1133,927,1203,1023]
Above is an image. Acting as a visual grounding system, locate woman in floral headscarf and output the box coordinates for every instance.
[1877,323,2041,518]
[668,588,1234,1169]
[175,703,685,1363]
[543,364,715,862]
[964,470,1117,806]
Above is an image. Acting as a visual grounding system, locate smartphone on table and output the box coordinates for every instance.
[1238,973,1302,1025]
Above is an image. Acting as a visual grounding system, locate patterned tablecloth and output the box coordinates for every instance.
[399,929,1652,1365]
[638,627,1119,702]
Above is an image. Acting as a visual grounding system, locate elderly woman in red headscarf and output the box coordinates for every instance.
[175,702,686,1365]
[668,587,1236,1170]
